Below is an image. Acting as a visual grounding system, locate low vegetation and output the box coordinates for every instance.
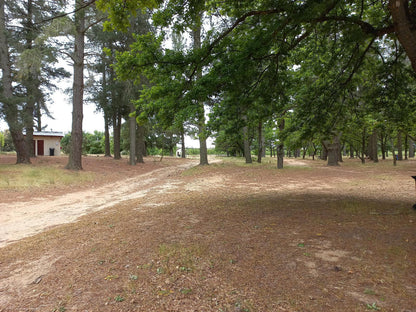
[0,156,415,311]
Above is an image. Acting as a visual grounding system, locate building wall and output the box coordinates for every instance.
[34,136,62,156]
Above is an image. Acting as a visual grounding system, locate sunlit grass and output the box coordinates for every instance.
[0,164,95,190]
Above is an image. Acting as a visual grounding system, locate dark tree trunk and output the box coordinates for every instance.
[380,131,387,160]
[257,120,263,163]
[321,145,328,161]
[136,125,145,163]
[181,130,186,158]
[242,115,252,164]
[368,130,378,162]
[392,139,397,166]
[0,0,30,164]
[104,112,112,157]
[66,0,85,170]
[349,143,355,158]
[397,131,403,160]
[192,15,208,166]
[277,119,285,169]
[129,104,136,166]
[23,0,35,158]
[409,137,415,158]
[198,118,209,165]
[389,0,416,72]
[361,127,366,164]
[404,134,408,160]
[243,125,252,164]
[324,136,341,166]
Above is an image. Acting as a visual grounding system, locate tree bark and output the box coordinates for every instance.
[243,121,252,164]
[136,124,145,163]
[409,137,415,158]
[104,111,112,157]
[324,136,341,166]
[277,119,285,169]
[181,130,186,158]
[198,116,209,165]
[66,0,85,170]
[389,0,416,72]
[368,130,378,163]
[129,104,136,166]
[397,131,403,160]
[113,113,121,160]
[257,120,263,163]
[191,14,208,166]
[23,0,35,158]
[404,133,408,160]
[0,0,30,164]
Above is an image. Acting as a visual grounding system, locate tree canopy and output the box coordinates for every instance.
[94,0,416,166]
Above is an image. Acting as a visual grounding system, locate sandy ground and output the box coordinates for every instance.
[0,156,415,311]
[0,158,199,248]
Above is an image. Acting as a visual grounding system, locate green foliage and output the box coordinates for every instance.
[61,132,107,155]
[0,132,4,152]
[96,0,160,31]
[97,0,416,162]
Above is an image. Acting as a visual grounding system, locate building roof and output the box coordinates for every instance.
[31,131,64,137]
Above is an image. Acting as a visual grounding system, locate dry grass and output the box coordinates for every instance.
[0,164,95,189]
[0,156,415,311]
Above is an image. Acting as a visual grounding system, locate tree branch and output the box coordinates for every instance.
[35,0,97,26]
[312,15,394,37]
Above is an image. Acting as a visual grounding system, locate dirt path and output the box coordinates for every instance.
[0,160,199,248]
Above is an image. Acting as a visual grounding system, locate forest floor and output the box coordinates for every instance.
[0,154,415,312]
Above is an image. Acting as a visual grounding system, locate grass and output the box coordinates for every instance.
[1,156,415,311]
[0,164,95,190]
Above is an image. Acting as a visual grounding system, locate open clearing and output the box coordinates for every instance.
[0,155,415,311]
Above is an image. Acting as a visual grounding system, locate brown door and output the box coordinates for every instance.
[37,140,44,156]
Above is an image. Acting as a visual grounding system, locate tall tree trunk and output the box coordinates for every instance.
[360,127,366,164]
[136,124,145,163]
[129,104,136,166]
[192,13,208,166]
[392,139,397,166]
[324,135,341,166]
[389,0,416,72]
[404,134,408,160]
[0,0,29,163]
[380,131,387,160]
[181,130,186,158]
[22,0,35,158]
[113,114,121,160]
[397,131,403,160]
[277,119,285,169]
[102,61,111,158]
[242,115,252,164]
[368,130,378,163]
[66,0,85,170]
[349,143,355,158]
[198,115,209,165]
[409,137,415,158]
[257,120,263,163]
[104,111,112,157]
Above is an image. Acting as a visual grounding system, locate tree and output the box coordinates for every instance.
[0,0,29,163]
[64,0,108,169]
[97,0,416,168]
[1,0,68,164]
[66,0,89,170]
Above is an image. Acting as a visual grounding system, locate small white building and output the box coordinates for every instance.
[30,131,64,156]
